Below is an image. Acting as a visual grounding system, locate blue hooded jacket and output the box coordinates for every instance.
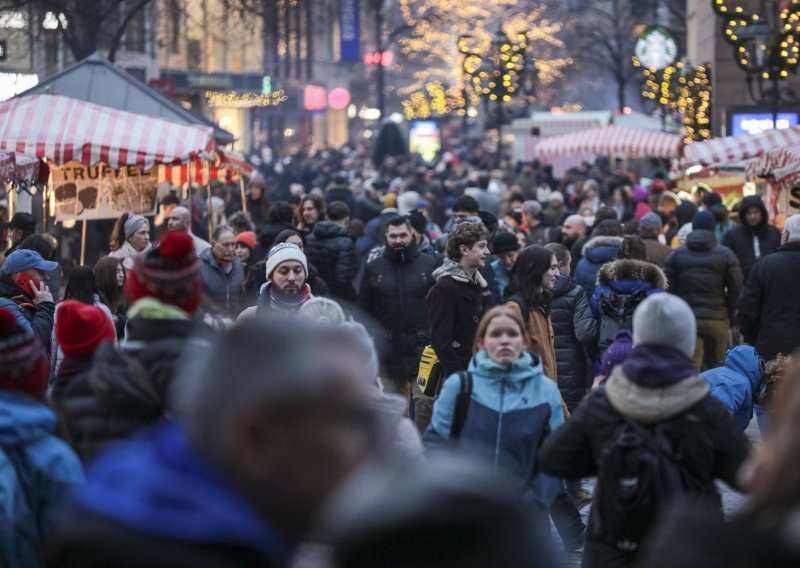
[0,391,83,568]
[70,420,291,560]
[701,345,762,431]
[424,351,564,510]
[574,236,623,296]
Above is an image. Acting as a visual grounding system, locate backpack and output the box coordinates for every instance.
[592,418,686,552]
[597,289,647,356]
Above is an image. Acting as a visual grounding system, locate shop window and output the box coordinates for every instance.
[187,38,201,71]
[124,7,146,52]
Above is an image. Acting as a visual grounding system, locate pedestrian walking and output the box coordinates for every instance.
[199,225,245,320]
[722,195,782,280]
[305,201,359,302]
[108,213,151,270]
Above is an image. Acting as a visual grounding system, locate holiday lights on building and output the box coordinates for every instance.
[205,91,288,109]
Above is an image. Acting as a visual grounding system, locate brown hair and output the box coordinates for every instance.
[446,222,488,262]
[744,352,800,528]
[93,255,127,315]
[295,195,327,230]
[109,212,131,251]
[473,306,529,354]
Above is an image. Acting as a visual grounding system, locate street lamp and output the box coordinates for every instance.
[461,29,536,161]
[714,0,800,127]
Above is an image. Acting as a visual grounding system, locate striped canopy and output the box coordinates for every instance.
[746,143,800,184]
[684,126,800,167]
[0,94,216,170]
[534,125,683,160]
[0,150,44,182]
[159,149,254,186]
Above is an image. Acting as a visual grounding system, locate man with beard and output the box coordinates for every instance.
[359,217,437,397]
[251,243,313,317]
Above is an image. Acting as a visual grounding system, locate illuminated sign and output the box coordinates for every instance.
[304,85,327,111]
[409,119,442,162]
[328,88,351,110]
[364,51,394,66]
[635,27,678,70]
[730,112,799,136]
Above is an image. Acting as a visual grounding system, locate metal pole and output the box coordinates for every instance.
[376,0,385,120]
[80,219,87,266]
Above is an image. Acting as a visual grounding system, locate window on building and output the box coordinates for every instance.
[126,67,146,81]
[167,0,181,54]
[187,38,202,71]
[124,7,146,52]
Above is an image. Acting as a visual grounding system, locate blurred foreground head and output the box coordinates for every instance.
[175,316,382,539]
[326,456,556,568]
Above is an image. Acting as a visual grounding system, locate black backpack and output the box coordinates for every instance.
[597,289,647,357]
[592,418,686,552]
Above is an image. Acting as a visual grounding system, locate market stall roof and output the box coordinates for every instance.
[17,53,234,146]
[160,149,254,186]
[684,126,800,167]
[0,150,46,183]
[534,125,683,160]
[528,111,612,138]
[746,143,800,183]
[0,94,216,170]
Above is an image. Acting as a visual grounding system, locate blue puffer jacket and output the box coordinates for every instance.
[701,345,762,431]
[574,236,623,296]
[0,391,84,567]
[425,351,564,511]
[589,259,667,316]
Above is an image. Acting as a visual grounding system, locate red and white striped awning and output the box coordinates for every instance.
[0,150,44,182]
[0,94,216,170]
[534,125,683,160]
[158,149,253,186]
[684,126,800,167]
[745,144,800,180]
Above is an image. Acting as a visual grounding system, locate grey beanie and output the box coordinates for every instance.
[638,212,663,233]
[632,294,696,358]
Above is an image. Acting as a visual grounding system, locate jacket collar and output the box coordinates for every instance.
[432,258,487,287]
[605,366,709,423]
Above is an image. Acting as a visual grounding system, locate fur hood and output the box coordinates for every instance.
[581,235,623,257]
[596,259,667,289]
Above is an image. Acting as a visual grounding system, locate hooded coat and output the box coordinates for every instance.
[701,346,761,432]
[427,259,494,377]
[664,230,742,321]
[738,241,800,361]
[590,259,667,317]
[539,347,749,568]
[574,236,624,296]
[550,273,597,412]
[305,221,359,301]
[359,244,437,379]
[48,420,291,567]
[0,391,83,568]
[198,248,245,319]
[425,351,564,511]
[722,196,782,280]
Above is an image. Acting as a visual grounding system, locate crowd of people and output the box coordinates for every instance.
[0,145,799,567]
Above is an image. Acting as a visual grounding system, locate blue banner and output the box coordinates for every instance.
[339,0,360,62]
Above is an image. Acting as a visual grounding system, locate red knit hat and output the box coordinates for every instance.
[0,306,48,395]
[126,231,203,314]
[235,231,257,250]
[55,300,116,357]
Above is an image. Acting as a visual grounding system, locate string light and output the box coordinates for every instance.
[205,91,288,108]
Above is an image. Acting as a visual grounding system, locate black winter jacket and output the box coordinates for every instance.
[722,196,782,280]
[51,349,162,460]
[664,230,742,321]
[539,368,749,568]
[427,261,494,377]
[198,248,245,319]
[550,273,597,412]
[306,221,359,301]
[738,241,800,361]
[359,244,437,378]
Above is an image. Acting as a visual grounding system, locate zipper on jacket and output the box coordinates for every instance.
[494,375,507,475]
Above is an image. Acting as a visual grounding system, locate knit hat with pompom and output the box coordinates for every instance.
[0,306,48,395]
[126,231,203,314]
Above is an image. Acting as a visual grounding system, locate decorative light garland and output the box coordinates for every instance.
[205,90,288,108]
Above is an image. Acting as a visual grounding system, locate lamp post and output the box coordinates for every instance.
[714,0,800,128]
[462,29,536,162]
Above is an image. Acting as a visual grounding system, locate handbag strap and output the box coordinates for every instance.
[450,371,473,439]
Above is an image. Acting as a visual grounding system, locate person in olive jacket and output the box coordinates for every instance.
[539,294,749,568]
[359,216,437,396]
[664,211,742,370]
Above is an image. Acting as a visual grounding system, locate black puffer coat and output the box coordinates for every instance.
[306,221,359,301]
[738,241,800,361]
[550,273,597,412]
[359,244,437,379]
[722,196,782,280]
[50,349,162,461]
[664,230,742,321]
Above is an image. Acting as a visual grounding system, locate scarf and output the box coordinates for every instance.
[621,344,698,388]
[258,283,313,315]
[127,297,190,320]
[432,257,488,287]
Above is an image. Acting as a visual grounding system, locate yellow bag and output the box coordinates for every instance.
[417,345,444,397]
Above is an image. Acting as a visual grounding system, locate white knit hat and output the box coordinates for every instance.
[266,243,307,280]
[633,294,696,358]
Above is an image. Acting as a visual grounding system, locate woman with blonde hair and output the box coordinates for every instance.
[425,306,565,529]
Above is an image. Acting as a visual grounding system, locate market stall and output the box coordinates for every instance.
[683,126,800,167]
[534,125,683,161]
